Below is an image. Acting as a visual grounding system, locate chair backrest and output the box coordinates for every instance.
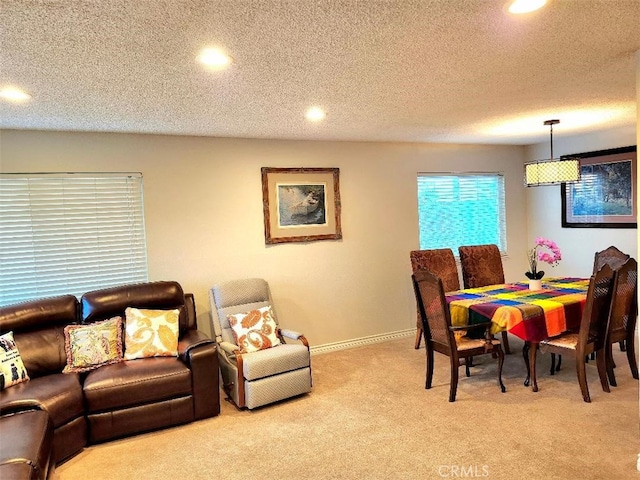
[412,269,455,351]
[592,246,630,273]
[458,244,504,289]
[209,278,276,345]
[607,257,638,342]
[579,264,615,351]
[410,249,460,292]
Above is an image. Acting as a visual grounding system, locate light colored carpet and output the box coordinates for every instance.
[56,336,639,480]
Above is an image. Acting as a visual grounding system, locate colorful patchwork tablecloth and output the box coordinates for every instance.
[445,278,588,343]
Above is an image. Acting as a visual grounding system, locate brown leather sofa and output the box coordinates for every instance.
[0,281,220,479]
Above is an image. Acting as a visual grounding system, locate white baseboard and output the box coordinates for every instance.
[310,328,414,355]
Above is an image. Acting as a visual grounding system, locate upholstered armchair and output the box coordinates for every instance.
[209,278,312,409]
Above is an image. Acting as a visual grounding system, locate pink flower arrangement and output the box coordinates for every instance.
[525,237,562,280]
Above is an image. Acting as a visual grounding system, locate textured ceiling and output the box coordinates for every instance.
[1,0,639,145]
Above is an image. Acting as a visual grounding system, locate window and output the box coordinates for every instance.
[0,173,148,306]
[417,173,507,254]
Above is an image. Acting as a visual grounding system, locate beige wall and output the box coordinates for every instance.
[0,129,528,344]
[524,125,637,278]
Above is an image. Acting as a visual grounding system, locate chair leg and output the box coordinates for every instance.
[606,343,617,387]
[414,326,423,349]
[449,357,459,402]
[619,340,626,352]
[465,358,471,377]
[496,346,506,393]
[550,353,556,375]
[501,331,511,354]
[425,346,434,389]
[596,349,610,393]
[626,335,639,380]
[576,354,591,402]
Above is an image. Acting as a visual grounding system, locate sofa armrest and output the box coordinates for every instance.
[0,401,45,417]
[178,329,215,360]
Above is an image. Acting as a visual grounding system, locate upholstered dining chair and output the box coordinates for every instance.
[410,248,460,349]
[604,257,638,386]
[458,244,511,354]
[533,264,615,402]
[412,269,506,402]
[209,278,312,409]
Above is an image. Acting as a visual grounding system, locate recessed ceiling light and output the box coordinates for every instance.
[305,106,326,122]
[197,48,233,70]
[508,0,547,14]
[0,87,32,102]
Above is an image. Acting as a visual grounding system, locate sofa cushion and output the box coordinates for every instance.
[0,373,84,428]
[228,305,281,354]
[0,409,53,480]
[124,308,179,360]
[0,331,30,390]
[0,295,78,378]
[63,317,124,373]
[83,357,192,413]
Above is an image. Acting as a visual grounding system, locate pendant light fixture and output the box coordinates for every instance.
[524,120,581,187]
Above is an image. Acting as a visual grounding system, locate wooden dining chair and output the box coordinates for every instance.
[604,257,638,386]
[593,246,631,353]
[410,249,460,349]
[533,264,615,402]
[458,244,511,354]
[593,245,630,273]
[412,269,506,402]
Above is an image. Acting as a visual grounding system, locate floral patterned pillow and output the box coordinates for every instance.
[63,317,124,373]
[0,331,30,389]
[124,307,179,360]
[227,305,281,354]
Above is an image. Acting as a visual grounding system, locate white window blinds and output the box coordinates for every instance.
[417,173,507,254]
[0,173,148,306]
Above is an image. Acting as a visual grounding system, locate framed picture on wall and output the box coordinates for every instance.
[261,167,342,244]
[561,146,637,228]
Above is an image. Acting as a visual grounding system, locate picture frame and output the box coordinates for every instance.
[561,146,637,228]
[261,167,342,244]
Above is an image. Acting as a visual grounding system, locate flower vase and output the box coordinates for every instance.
[528,279,543,291]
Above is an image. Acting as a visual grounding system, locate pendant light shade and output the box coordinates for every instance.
[524,120,581,187]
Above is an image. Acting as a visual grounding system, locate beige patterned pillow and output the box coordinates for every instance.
[0,331,30,390]
[63,317,124,373]
[124,307,179,360]
[227,305,281,354]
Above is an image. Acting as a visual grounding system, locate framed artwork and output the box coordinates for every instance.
[561,146,637,228]
[261,167,342,244]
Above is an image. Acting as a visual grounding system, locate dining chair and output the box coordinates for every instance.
[410,248,460,349]
[552,246,632,373]
[533,264,615,402]
[593,246,631,353]
[458,244,511,354]
[604,257,638,386]
[412,269,506,402]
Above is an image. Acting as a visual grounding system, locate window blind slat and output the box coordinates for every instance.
[0,173,149,306]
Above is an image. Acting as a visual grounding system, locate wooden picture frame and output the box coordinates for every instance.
[561,146,637,228]
[261,167,342,244]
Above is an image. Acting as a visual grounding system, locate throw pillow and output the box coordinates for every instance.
[227,305,281,354]
[63,317,124,373]
[124,307,180,360]
[0,331,30,390]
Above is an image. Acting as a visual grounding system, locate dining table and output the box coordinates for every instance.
[445,277,589,391]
